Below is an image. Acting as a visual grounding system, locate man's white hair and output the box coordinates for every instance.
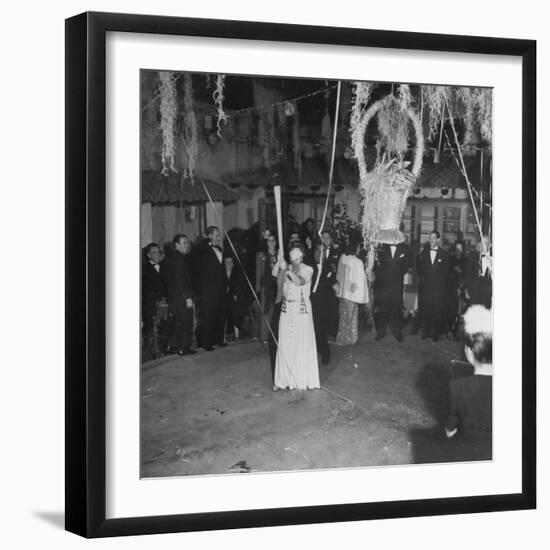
[463,305,492,335]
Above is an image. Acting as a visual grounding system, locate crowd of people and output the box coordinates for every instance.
[143,219,493,358]
[142,226,248,357]
[142,217,493,461]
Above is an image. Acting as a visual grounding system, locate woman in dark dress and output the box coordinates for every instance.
[445,305,493,461]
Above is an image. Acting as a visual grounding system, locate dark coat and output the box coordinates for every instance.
[162,251,193,305]
[142,261,166,305]
[224,265,244,300]
[374,243,412,296]
[191,239,226,299]
[464,251,492,308]
[310,244,340,338]
[449,253,468,290]
[142,261,166,329]
[417,246,450,297]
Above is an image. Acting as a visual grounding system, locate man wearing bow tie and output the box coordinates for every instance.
[465,235,493,308]
[319,230,341,337]
[192,226,227,351]
[416,231,450,342]
[373,240,412,342]
[142,242,166,336]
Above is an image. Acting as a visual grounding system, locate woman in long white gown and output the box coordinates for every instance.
[272,246,320,391]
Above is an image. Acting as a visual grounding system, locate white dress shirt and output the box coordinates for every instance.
[211,244,222,263]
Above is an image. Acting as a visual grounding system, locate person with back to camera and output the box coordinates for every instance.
[445,304,493,461]
[272,244,320,391]
[334,233,369,346]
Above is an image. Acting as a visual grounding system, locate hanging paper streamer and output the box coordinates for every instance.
[159,71,177,175]
[181,73,198,179]
[213,74,228,138]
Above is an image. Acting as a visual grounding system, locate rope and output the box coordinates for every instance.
[313,81,342,294]
[199,180,298,385]
[441,130,493,210]
[443,94,491,265]
[226,84,338,116]
[142,80,337,118]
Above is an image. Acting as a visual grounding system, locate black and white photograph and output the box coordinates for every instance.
[139,71,495,477]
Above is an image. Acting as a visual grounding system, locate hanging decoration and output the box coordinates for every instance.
[443,93,492,261]
[422,85,446,141]
[351,88,424,278]
[376,95,410,159]
[472,87,492,141]
[350,82,373,181]
[398,83,413,112]
[141,73,162,170]
[422,85,493,144]
[180,73,199,179]
[159,71,178,175]
[213,74,228,138]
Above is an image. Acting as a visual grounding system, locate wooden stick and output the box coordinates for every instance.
[274,185,284,260]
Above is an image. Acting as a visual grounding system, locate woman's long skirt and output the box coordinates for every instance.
[274,299,320,390]
[335,298,359,345]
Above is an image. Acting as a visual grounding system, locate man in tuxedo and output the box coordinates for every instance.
[373,240,412,342]
[416,231,450,341]
[193,226,227,351]
[465,235,492,309]
[319,230,341,337]
[162,234,196,356]
[141,242,166,335]
[310,242,339,365]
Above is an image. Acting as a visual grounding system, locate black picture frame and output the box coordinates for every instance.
[65,11,536,538]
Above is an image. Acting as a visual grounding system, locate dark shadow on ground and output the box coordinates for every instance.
[32,511,65,530]
[408,360,474,464]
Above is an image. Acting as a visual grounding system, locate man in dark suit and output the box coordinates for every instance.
[310,242,339,365]
[373,240,412,342]
[320,230,341,337]
[417,231,450,341]
[223,254,245,340]
[163,234,196,356]
[141,242,166,335]
[465,235,492,309]
[192,226,227,351]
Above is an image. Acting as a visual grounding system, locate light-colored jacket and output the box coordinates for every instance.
[336,254,369,304]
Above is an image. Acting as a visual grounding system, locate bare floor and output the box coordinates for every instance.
[140,332,467,478]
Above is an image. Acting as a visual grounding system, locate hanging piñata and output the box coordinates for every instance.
[351,83,424,276]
